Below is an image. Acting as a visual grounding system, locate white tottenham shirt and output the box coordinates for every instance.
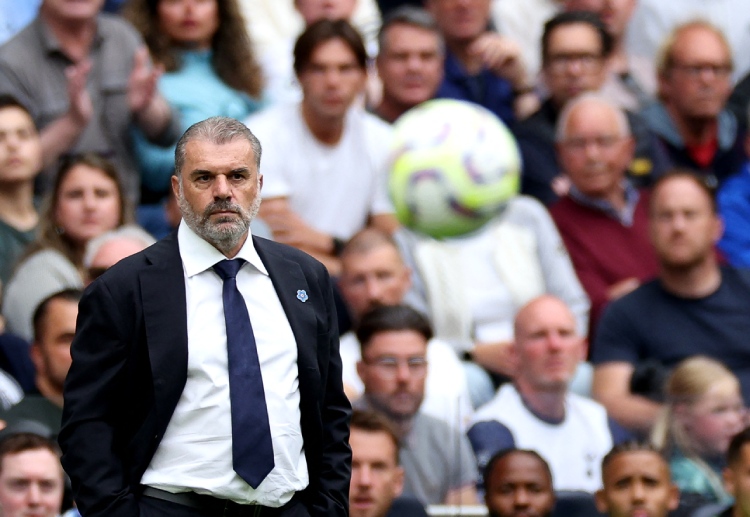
[141,222,308,506]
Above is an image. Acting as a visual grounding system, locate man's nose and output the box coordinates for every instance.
[26,483,42,504]
[631,481,646,503]
[212,175,231,198]
[365,278,383,301]
[514,488,530,507]
[356,465,373,487]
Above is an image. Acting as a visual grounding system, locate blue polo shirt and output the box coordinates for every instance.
[435,49,515,125]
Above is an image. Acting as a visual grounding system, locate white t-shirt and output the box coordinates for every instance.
[246,103,394,240]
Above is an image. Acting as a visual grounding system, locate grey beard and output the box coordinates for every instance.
[178,190,261,255]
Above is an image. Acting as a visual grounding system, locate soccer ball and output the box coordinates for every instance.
[388,99,521,239]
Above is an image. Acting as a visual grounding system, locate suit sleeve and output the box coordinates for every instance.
[309,265,352,517]
[58,279,140,517]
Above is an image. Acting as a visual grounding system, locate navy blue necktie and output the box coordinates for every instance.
[213,259,274,488]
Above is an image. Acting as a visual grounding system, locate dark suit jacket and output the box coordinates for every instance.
[58,233,351,517]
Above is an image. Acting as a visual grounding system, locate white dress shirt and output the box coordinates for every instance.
[141,222,308,506]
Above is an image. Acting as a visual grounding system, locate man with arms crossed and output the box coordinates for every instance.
[59,116,351,517]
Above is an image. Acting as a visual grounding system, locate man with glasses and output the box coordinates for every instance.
[641,20,744,188]
[354,304,478,506]
[515,11,668,205]
[550,93,660,335]
[468,295,629,493]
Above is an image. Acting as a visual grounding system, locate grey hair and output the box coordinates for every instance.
[377,5,445,55]
[555,92,631,142]
[83,224,157,268]
[174,116,262,177]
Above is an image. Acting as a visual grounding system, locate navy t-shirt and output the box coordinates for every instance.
[592,267,750,402]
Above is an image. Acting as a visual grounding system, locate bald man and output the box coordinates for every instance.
[468,295,629,493]
[550,93,660,335]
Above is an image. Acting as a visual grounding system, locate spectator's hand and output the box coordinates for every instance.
[65,60,93,126]
[262,207,334,254]
[468,33,529,90]
[128,47,162,115]
[471,340,517,378]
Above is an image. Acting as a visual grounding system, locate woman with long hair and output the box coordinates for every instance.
[651,356,746,509]
[123,0,266,202]
[2,153,131,340]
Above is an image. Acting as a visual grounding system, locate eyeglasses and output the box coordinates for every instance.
[545,53,602,74]
[559,135,624,151]
[669,62,732,79]
[362,356,428,378]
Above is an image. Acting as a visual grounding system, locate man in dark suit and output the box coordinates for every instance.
[58,116,351,517]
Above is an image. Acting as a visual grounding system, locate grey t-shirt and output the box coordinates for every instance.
[400,411,477,505]
[0,218,35,287]
[0,14,181,202]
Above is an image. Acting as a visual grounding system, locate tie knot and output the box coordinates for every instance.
[213,259,246,281]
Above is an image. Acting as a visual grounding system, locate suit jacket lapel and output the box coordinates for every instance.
[253,237,318,373]
[140,233,189,430]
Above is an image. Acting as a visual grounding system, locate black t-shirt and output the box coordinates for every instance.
[592,267,750,402]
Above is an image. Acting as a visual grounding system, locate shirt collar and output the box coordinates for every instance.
[177,221,268,278]
[37,15,104,57]
[568,180,640,226]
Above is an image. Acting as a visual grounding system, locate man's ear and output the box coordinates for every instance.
[356,360,366,384]
[393,466,405,498]
[30,343,44,373]
[594,488,609,514]
[667,483,680,511]
[724,466,737,498]
[171,174,180,200]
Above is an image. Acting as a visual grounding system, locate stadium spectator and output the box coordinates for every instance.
[0,289,81,438]
[651,357,743,509]
[425,0,538,124]
[562,0,656,111]
[592,172,750,435]
[0,95,42,287]
[640,21,744,188]
[469,295,628,493]
[594,442,680,517]
[0,0,180,201]
[373,6,444,123]
[515,11,668,205]
[123,0,266,204]
[550,93,659,335]
[82,225,155,284]
[625,0,750,84]
[249,20,397,276]
[248,0,380,105]
[483,449,555,517]
[354,304,478,505]
[0,432,66,517]
[338,229,472,422]
[2,153,130,341]
[349,409,428,517]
